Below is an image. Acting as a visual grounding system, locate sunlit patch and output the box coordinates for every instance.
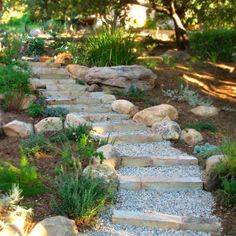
[208,62,235,73]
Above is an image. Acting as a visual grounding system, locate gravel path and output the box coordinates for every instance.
[115,142,191,157]
[117,166,203,178]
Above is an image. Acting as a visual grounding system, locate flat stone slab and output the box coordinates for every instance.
[112,210,220,232]
[79,112,130,122]
[32,67,69,75]
[121,155,198,167]
[46,97,102,105]
[119,176,202,191]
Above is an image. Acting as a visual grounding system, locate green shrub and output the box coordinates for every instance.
[27,102,44,117]
[20,134,51,156]
[43,107,69,118]
[78,29,137,66]
[0,65,30,111]
[53,171,116,225]
[127,85,145,98]
[187,122,218,133]
[190,29,236,62]
[0,153,45,197]
[193,143,220,158]
[28,38,45,56]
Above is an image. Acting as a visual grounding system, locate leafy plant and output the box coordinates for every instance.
[53,171,116,226]
[187,122,218,133]
[27,102,44,117]
[193,143,220,158]
[43,107,69,118]
[0,153,45,196]
[27,38,45,56]
[126,85,145,99]
[162,56,176,68]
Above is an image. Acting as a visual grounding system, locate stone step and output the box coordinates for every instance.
[39,74,70,80]
[92,120,147,134]
[32,67,69,75]
[47,104,112,113]
[40,89,87,99]
[112,210,220,233]
[119,175,202,191]
[46,96,102,105]
[39,79,76,85]
[120,155,198,167]
[29,62,61,68]
[41,83,88,91]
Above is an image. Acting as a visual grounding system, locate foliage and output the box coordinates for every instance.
[163,84,212,107]
[193,143,220,158]
[27,102,44,117]
[162,56,176,68]
[0,65,30,111]
[27,38,45,56]
[53,171,116,225]
[187,122,218,133]
[0,185,32,230]
[77,29,137,66]
[43,107,69,118]
[190,29,236,62]
[20,134,51,157]
[144,98,160,108]
[0,153,45,197]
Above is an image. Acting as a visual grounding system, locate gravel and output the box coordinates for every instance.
[117,166,203,178]
[115,142,191,157]
[79,209,213,236]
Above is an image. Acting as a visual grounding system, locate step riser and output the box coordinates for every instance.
[82,114,129,122]
[46,99,102,105]
[48,105,112,113]
[119,176,202,191]
[121,156,198,167]
[38,74,70,80]
[112,210,220,232]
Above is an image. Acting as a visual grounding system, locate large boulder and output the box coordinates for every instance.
[152,120,181,140]
[3,120,33,138]
[191,106,219,117]
[64,113,88,128]
[29,78,46,91]
[20,95,37,110]
[35,117,63,133]
[66,64,90,81]
[180,128,203,146]
[133,104,178,126]
[206,155,225,174]
[85,65,157,90]
[29,216,77,236]
[112,99,138,116]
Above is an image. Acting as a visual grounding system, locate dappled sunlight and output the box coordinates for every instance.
[191,72,215,81]
[208,62,235,73]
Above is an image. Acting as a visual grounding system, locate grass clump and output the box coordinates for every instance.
[187,122,218,133]
[43,107,69,118]
[0,153,45,197]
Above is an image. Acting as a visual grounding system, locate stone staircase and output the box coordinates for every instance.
[32,63,220,235]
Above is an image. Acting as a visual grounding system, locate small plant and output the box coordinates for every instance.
[193,143,220,158]
[27,38,45,56]
[162,56,176,68]
[43,107,69,118]
[53,171,116,226]
[187,122,218,133]
[144,98,160,108]
[126,85,145,99]
[0,185,32,231]
[27,102,44,117]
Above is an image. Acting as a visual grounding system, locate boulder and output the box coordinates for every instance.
[87,84,101,92]
[35,117,63,133]
[133,104,178,126]
[85,65,157,90]
[191,106,219,117]
[206,155,225,174]
[29,78,46,91]
[161,49,191,62]
[100,94,116,104]
[112,99,137,116]
[29,28,44,37]
[64,113,88,128]
[29,216,77,236]
[66,64,90,81]
[20,95,37,110]
[3,120,33,138]
[94,144,120,168]
[152,120,181,140]
[180,129,203,146]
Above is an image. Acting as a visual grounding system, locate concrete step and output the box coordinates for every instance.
[47,104,112,113]
[112,210,220,233]
[120,155,198,167]
[92,120,147,134]
[119,175,202,191]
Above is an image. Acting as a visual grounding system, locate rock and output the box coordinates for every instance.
[180,128,203,146]
[66,64,90,81]
[29,216,77,236]
[206,155,225,174]
[94,144,120,168]
[87,84,101,92]
[35,117,63,133]
[100,94,116,104]
[55,52,73,65]
[20,95,37,110]
[64,113,88,128]
[112,100,137,116]
[152,120,181,140]
[191,106,219,117]
[133,104,178,126]
[85,65,157,91]
[29,78,46,90]
[83,164,118,189]
[29,28,44,37]
[161,49,191,62]
[3,120,33,138]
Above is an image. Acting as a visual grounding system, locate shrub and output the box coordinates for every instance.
[126,85,145,98]
[78,29,137,66]
[27,38,45,56]
[189,29,236,62]
[193,143,220,158]
[53,171,116,226]
[27,102,44,117]
[187,122,218,133]
[43,107,69,118]
[0,65,30,111]
[0,153,45,196]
